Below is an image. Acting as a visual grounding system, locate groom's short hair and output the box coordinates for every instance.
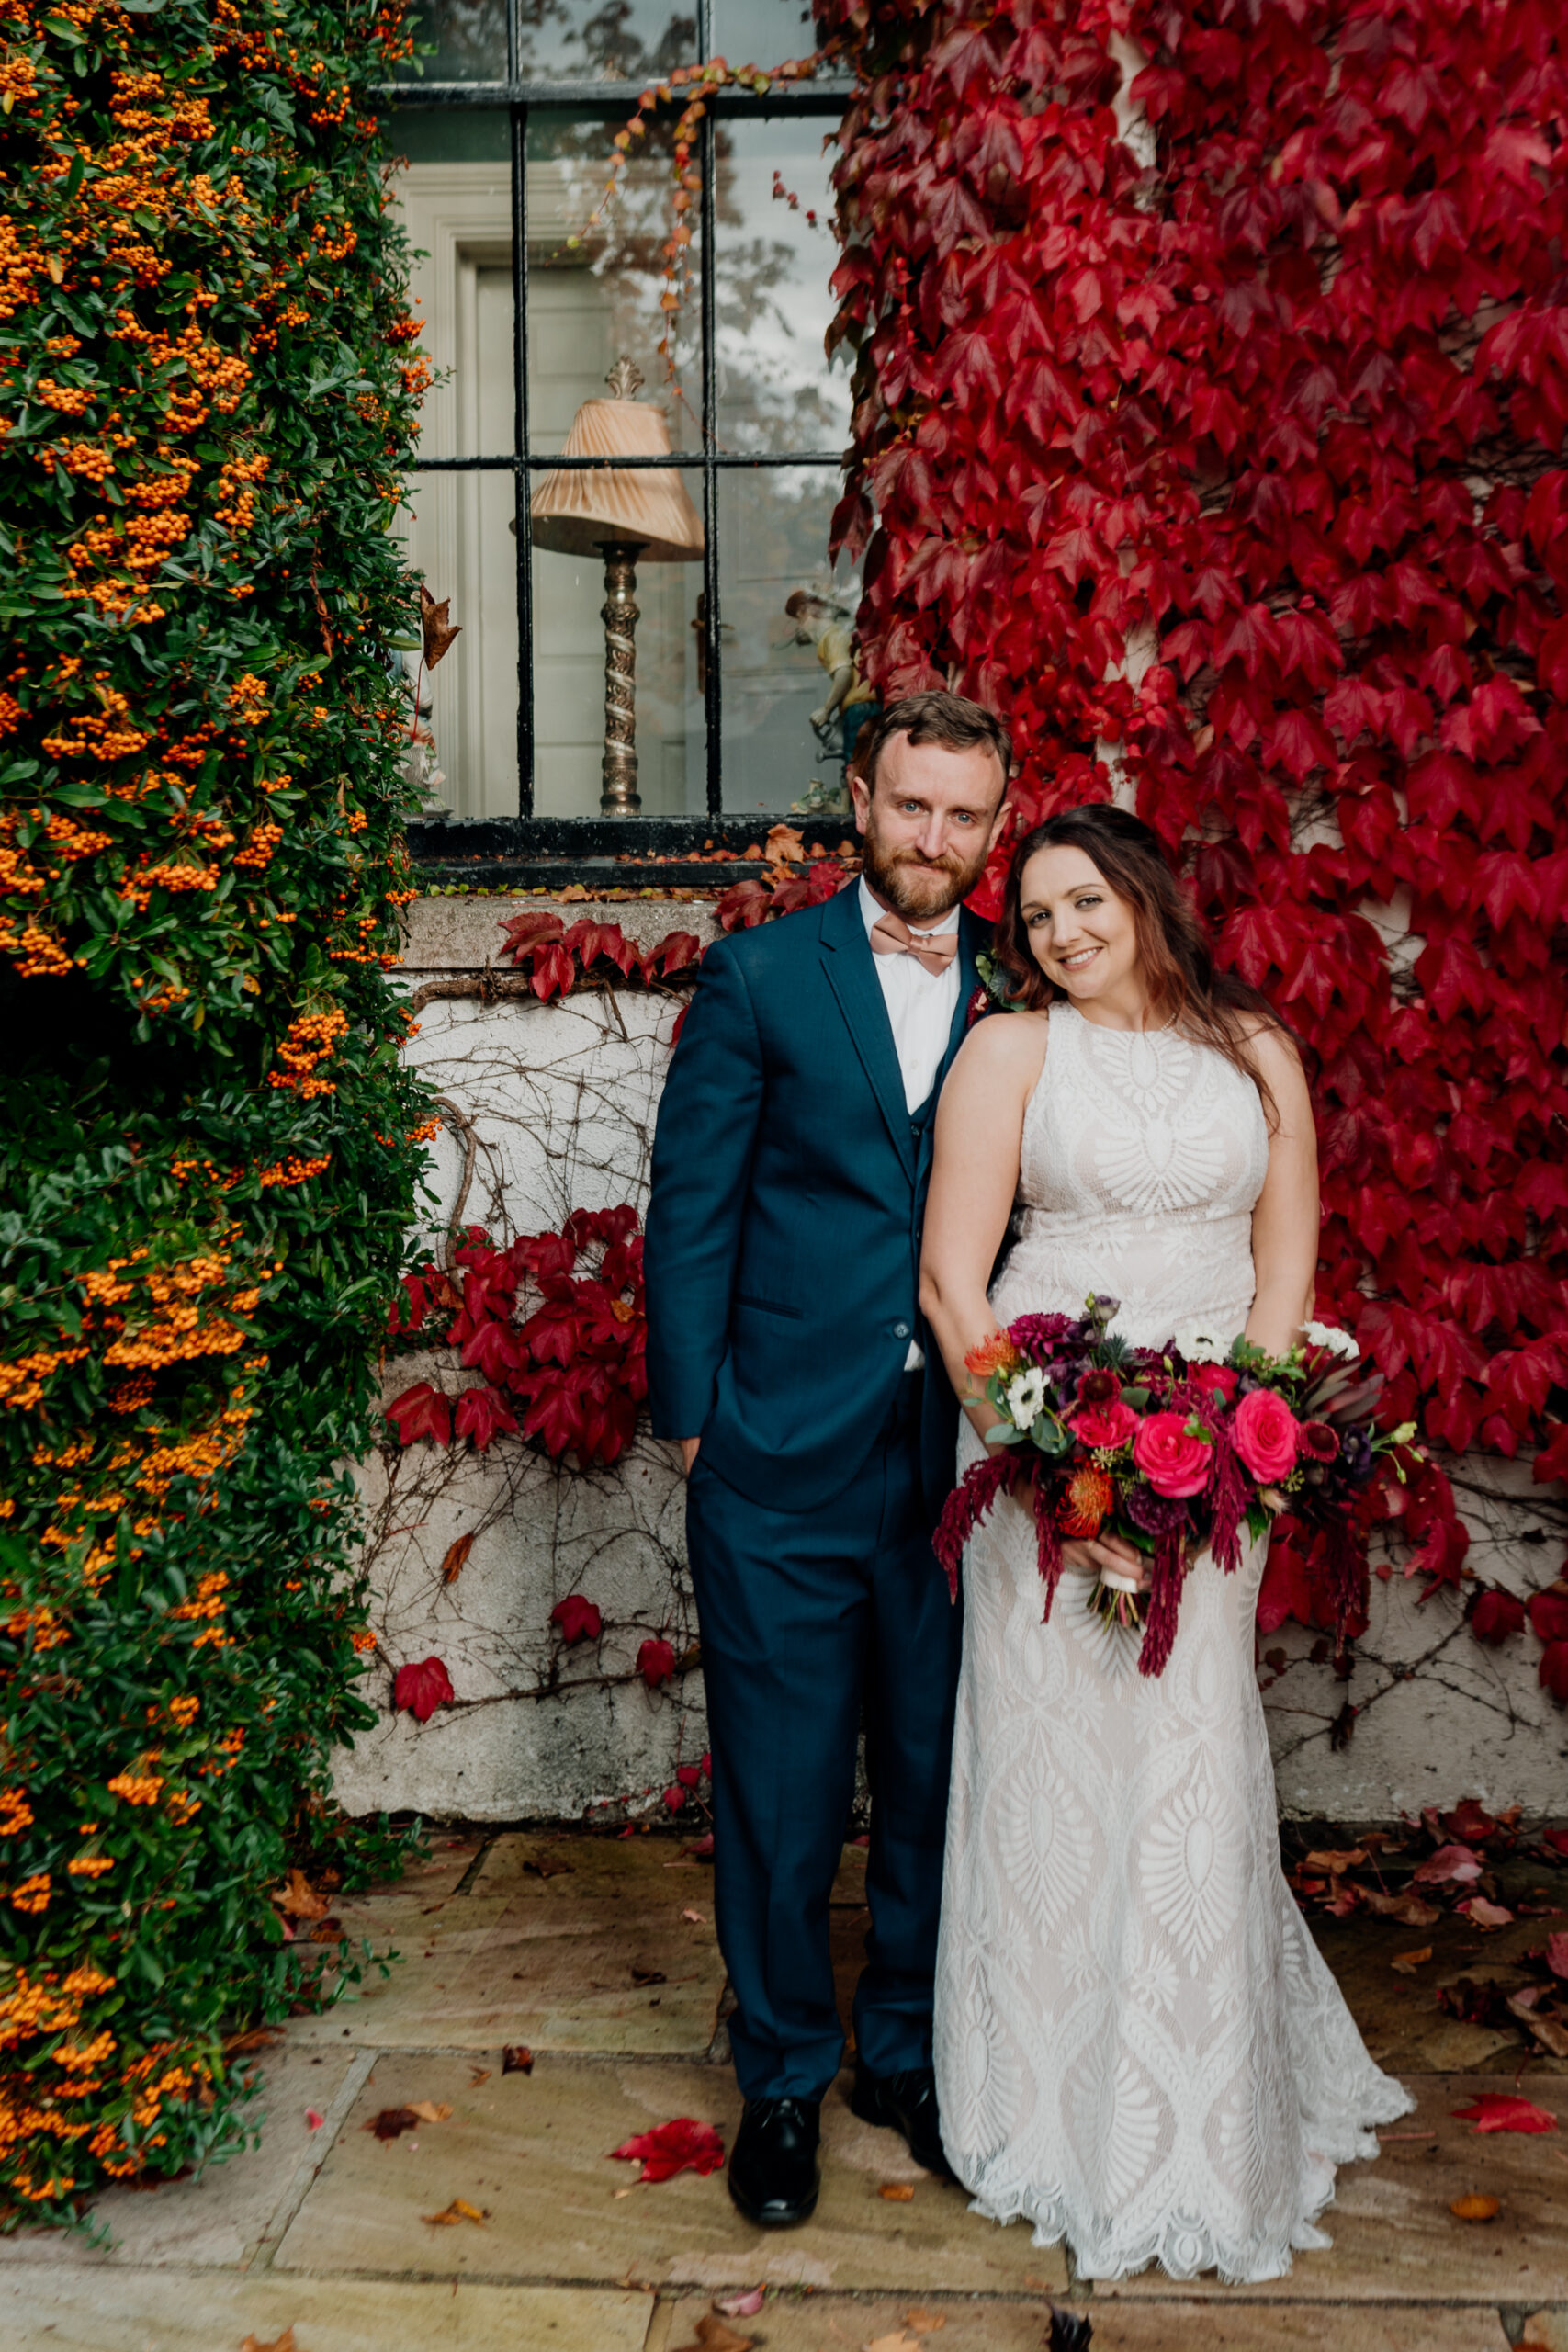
[853,690,1011,802]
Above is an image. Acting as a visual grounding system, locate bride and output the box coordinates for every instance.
[919,803,1412,2284]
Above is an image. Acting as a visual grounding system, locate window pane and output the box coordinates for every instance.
[384,107,511,164]
[526,117,703,456]
[709,0,818,64]
[532,540,705,818]
[395,136,519,818]
[398,0,507,81]
[714,115,848,456]
[719,467,865,822]
[521,3,697,82]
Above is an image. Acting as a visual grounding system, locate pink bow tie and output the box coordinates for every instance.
[870,910,959,978]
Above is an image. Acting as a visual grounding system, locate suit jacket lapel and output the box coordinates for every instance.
[818,884,917,1178]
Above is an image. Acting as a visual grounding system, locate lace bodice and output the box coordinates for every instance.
[992,1003,1270,1350]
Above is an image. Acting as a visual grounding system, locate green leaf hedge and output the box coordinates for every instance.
[0,0,432,2223]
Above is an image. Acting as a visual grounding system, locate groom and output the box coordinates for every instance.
[645,690,1011,2225]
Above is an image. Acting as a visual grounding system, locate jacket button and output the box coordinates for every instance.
[894,1321,910,1340]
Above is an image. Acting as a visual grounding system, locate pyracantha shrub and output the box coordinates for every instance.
[0,0,433,2224]
[820,0,1568,1636]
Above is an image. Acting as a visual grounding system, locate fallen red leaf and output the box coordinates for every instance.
[365,2106,420,2141]
[1452,2095,1559,2134]
[1546,1932,1568,1979]
[502,2045,533,2075]
[305,2108,324,2131]
[608,2116,725,2183]
[393,1655,454,1724]
[1412,1842,1483,1886]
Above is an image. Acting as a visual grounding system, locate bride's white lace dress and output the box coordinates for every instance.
[932,1004,1412,2284]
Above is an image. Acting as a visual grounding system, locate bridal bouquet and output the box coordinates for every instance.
[934,1295,1415,1678]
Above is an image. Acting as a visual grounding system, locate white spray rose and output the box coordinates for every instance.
[1303,1320,1359,1362]
[1169,1320,1229,1365]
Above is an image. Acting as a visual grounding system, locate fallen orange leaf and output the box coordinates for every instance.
[423,2197,489,2225]
[1450,2194,1500,2221]
[271,1869,329,1921]
[878,2182,916,2200]
[1362,1889,1441,1927]
[469,2069,491,2086]
[1303,1848,1366,1872]
[440,1532,477,1585]
[682,1907,706,1925]
[1390,1946,1432,1974]
[240,2332,298,2352]
[867,2335,921,2352]
[671,2319,755,2352]
[407,2100,452,2125]
[905,2314,946,2334]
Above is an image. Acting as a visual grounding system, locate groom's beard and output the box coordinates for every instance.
[860,827,991,924]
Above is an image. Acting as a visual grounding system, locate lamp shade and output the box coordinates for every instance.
[530,368,704,563]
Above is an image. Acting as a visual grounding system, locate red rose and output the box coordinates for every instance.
[1132,1410,1213,1498]
[1070,1399,1140,1452]
[1190,1363,1239,1407]
[1233,1386,1302,1484]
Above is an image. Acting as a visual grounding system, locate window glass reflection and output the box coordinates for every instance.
[531,542,705,818]
[719,468,868,823]
[518,2,697,80]
[398,0,507,81]
[714,115,848,456]
[527,117,703,457]
[709,0,818,66]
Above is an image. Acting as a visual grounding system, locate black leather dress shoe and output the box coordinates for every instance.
[850,2063,958,2181]
[728,2095,821,2226]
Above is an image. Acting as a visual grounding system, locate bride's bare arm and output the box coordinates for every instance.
[920,1011,1046,1438]
[1246,1024,1320,1357]
[920,1010,1148,1587]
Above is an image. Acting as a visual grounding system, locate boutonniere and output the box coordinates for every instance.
[972,948,1023,1021]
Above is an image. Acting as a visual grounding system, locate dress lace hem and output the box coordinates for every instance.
[953,2071,1416,2285]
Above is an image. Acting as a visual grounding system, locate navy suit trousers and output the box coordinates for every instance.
[684,1374,964,2102]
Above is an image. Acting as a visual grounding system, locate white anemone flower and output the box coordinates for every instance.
[1005,1367,1047,1426]
[1169,1320,1229,1365]
[1303,1319,1359,1362]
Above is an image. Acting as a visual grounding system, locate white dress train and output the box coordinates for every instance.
[932,1006,1413,2284]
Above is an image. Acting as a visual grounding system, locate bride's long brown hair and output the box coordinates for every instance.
[992,804,1292,1126]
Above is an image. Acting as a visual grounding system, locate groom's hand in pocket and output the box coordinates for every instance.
[679,1438,701,1476]
[1060,1529,1152,1593]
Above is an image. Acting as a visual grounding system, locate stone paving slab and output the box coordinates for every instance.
[289,1832,728,2055]
[1310,1902,1568,2077]
[0,2046,364,2270]
[273,2052,1069,2297]
[656,2290,1512,2349]
[1097,2075,1566,2304]
[0,2268,652,2350]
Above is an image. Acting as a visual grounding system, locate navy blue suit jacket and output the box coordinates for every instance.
[644,882,987,1517]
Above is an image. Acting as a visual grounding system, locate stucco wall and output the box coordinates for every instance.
[333,895,1568,1824]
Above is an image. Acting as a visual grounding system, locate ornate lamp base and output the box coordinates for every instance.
[597,537,648,816]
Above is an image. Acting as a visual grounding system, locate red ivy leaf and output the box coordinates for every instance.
[637,1637,677,1690]
[393,1656,454,1724]
[550,1594,603,1645]
[1452,2095,1558,2135]
[386,1383,451,1449]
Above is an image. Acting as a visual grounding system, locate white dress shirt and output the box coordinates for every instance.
[859,877,961,1371]
[858,876,961,1112]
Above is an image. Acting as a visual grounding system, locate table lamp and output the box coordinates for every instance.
[530,358,704,816]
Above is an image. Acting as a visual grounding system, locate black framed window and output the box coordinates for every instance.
[382,2,862,881]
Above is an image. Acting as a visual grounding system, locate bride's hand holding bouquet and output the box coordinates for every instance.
[939,1296,1418,1677]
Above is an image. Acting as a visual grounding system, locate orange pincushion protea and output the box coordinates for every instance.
[1057,1464,1114,1539]
[964,1330,1021,1379]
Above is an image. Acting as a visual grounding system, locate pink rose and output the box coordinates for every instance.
[1233,1386,1301,1484]
[1070,1399,1139,1451]
[1132,1410,1213,1498]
